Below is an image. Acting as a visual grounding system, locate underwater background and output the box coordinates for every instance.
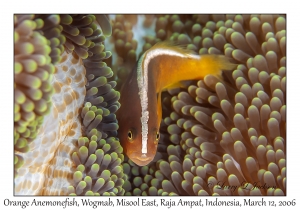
[14,14,286,196]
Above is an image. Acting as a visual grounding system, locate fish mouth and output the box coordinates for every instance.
[135,156,150,161]
[131,155,154,166]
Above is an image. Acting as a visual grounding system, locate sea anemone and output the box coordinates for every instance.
[108,14,286,196]
[14,15,59,177]
[14,14,123,195]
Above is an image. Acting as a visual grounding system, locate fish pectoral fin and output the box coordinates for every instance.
[162,81,185,91]
[214,73,224,82]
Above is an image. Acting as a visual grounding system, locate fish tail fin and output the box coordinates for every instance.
[198,54,237,78]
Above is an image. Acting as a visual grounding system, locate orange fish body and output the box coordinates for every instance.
[117,42,236,166]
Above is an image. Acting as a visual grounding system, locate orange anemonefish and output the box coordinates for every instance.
[117,41,236,166]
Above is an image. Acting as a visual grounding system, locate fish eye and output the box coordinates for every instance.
[156,132,160,140]
[128,130,133,141]
[154,131,160,144]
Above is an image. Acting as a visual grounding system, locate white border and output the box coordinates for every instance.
[2,1,298,210]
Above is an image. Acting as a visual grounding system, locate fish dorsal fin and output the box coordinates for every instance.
[149,41,197,57]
